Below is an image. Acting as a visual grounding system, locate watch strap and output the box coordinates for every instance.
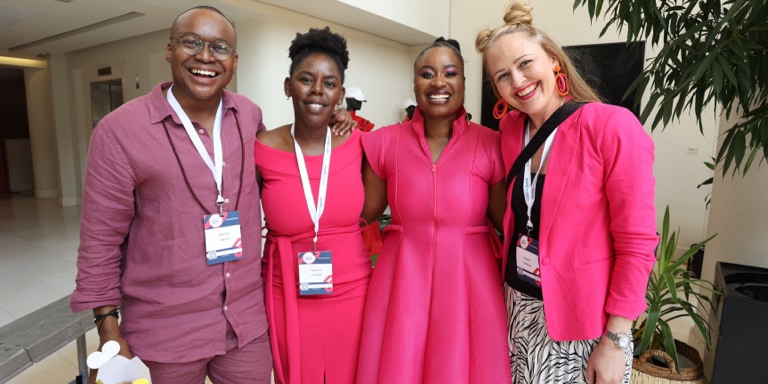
[605,330,631,349]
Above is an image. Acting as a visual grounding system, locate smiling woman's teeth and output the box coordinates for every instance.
[429,94,450,100]
[517,83,537,97]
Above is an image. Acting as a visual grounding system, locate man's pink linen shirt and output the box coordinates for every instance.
[70,82,267,363]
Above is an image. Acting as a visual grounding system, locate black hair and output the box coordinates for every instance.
[172,6,236,41]
[414,37,464,66]
[288,26,350,83]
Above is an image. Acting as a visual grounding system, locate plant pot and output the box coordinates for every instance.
[631,340,705,383]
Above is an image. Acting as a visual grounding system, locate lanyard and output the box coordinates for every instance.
[523,119,557,235]
[292,124,332,251]
[166,85,225,214]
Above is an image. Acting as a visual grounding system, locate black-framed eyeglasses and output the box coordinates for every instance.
[171,34,236,60]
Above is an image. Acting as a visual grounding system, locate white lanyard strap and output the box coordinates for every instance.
[166,85,225,214]
[292,124,332,251]
[523,120,557,234]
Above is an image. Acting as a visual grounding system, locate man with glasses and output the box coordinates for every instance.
[70,6,272,383]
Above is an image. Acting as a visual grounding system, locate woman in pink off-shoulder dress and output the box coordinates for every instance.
[254,27,370,384]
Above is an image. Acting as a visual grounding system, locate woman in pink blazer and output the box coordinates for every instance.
[476,2,658,384]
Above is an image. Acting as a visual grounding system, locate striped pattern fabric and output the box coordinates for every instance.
[504,284,632,384]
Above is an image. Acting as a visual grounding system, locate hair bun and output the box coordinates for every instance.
[435,37,462,53]
[502,2,534,27]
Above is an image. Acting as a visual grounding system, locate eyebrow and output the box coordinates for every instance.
[492,53,532,77]
[297,70,340,79]
[417,63,459,71]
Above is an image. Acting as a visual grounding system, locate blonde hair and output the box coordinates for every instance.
[475,2,602,103]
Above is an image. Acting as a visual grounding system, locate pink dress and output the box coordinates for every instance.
[255,129,371,384]
[358,108,511,383]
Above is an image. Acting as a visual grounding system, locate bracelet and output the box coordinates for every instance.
[359,217,369,228]
[93,307,120,325]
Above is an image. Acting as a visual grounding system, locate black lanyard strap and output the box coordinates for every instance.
[505,101,587,190]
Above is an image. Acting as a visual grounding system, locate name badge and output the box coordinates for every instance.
[516,234,541,287]
[203,210,243,265]
[298,251,333,295]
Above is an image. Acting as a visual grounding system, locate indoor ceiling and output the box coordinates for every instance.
[0,0,434,61]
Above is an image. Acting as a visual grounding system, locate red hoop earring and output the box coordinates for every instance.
[554,65,570,96]
[493,99,508,119]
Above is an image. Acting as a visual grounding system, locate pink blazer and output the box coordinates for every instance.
[499,102,658,341]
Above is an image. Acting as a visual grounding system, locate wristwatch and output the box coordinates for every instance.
[605,330,632,350]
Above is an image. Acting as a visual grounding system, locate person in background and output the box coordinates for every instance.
[357,37,510,384]
[254,26,371,384]
[401,97,417,122]
[344,86,383,258]
[345,86,375,132]
[475,2,658,383]
[70,6,273,383]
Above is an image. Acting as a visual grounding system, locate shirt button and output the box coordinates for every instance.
[224,306,228,311]
[222,161,226,166]
[225,272,231,278]
[224,198,230,203]
[198,129,204,134]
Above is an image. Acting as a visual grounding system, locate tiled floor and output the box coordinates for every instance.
[0,193,97,383]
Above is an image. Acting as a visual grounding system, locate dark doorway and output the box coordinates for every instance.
[0,67,30,194]
[90,79,123,128]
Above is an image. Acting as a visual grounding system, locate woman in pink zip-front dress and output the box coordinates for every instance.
[357,37,511,384]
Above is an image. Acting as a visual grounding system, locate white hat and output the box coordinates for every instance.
[346,86,367,102]
[403,98,417,109]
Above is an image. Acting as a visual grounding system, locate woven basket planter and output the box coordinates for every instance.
[631,340,705,384]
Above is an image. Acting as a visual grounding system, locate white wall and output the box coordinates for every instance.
[24,66,58,199]
[340,0,449,37]
[703,113,768,278]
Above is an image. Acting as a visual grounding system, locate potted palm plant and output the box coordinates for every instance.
[631,206,719,383]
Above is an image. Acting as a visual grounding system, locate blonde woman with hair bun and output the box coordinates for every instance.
[476,2,658,384]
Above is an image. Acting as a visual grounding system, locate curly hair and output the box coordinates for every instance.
[288,26,349,82]
[475,1,601,103]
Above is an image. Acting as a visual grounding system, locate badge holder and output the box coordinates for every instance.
[204,206,243,265]
[298,250,333,295]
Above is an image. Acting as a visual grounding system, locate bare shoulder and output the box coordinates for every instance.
[257,124,293,151]
[331,129,354,148]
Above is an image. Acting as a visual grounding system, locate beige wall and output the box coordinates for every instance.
[340,0,449,37]
[703,113,768,276]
